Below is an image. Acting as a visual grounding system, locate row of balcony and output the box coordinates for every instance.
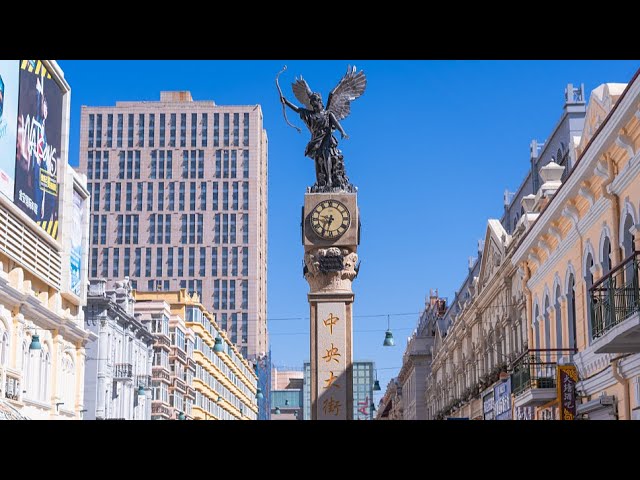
[151,403,171,418]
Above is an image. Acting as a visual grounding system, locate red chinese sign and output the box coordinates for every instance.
[556,365,578,420]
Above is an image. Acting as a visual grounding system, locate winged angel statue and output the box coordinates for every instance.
[277,65,367,192]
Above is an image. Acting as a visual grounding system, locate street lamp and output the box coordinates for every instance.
[29,334,42,351]
[177,411,186,420]
[137,385,145,397]
[213,336,224,353]
[373,369,381,391]
[256,388,264,400]
[383,315,395,347]
[274,407,281,415]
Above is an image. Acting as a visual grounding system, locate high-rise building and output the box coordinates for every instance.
[0,60,95,419]
[78,91,268,363]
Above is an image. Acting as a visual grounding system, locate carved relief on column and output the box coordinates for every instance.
[304,247,358,293]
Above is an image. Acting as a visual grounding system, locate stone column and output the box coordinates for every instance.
[303,192,359,420]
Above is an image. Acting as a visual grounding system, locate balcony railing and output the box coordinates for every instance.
[511,349,575,398]
[114,363,133,380]
[172,377,187,393]
[187,358,197,371]
[170,346,187,363]
[136,375,152,388]
[154,335,171,349]
[590,251,640,340]
[151,404,171,417]
[4,375,20,401]
[152,367,170,382]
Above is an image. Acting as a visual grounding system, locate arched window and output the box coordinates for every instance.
[585,253,595,342]
[0,327,8,366]
[39,345,51,403]
[622,214,635,258]
[534,304,540,356]
[567,274,577,355]
[602,236,612,274]
[544,296,551,362]
[555,285,563,354]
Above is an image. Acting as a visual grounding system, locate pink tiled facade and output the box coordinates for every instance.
[78,91,268,360]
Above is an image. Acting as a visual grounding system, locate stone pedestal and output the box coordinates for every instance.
[303,192,359,420]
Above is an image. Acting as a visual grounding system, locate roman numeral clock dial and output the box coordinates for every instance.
[310,200,351,240]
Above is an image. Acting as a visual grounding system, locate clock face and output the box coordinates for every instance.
[310,200,351,239]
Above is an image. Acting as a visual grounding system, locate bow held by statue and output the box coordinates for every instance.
[276,65,301,133]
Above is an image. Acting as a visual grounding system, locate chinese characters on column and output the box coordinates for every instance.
[321,313,342,417]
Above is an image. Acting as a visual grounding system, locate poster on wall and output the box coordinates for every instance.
[14,60,63,240]
[70,189,84,297]
[0,60,19,201]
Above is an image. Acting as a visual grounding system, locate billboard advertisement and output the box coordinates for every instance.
[70,189,84,297]
[14,60,62,240]
[0,60,19,201]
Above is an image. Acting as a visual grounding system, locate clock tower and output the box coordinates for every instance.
[303,191,359,420]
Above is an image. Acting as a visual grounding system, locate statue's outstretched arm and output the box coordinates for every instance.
[282,96,301,114]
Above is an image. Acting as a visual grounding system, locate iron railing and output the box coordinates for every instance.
[170,346,187,363]
[136,375,152,388]
[511,349,575,397]
[590,251,640,340]
[154,335,171,349]
[152,367,170,382]
[114,363,133,380]
[151,404,171,417]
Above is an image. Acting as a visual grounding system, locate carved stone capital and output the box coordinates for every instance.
[304,247,358,293]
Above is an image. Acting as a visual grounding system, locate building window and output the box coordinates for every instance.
[159,151,165,178]
[100,215,107,245]
[170,113,176,147]
[230,214,236,243]
[216,150,222,178]
[585,253,594,342]
[168,183,175,211]
[116,215,123,244]
[104,183,111,211]
[135,248,141,277]
[222,214,228,244]
[214,279,220,310]
[125,182,132,211]
[223,182,229,210]
[95,114,102,148]
[200,182,207,210]
[102,151,109,179]
[157,213,164,244]
[113,248,120,277]
[160,113,165,147]
[114,182,122,212]
[179,182,185,210]
[198,150,204,179]
[167,247,174,277]
[242,280,248,309]
[181,215,187,243]
[229,280,236,309]
[91,247,98,277]
[136,183,143,211]
[200,247,206,277]
[201,113,208,147]
[166,151,172,179]
[107,114,113,148]
[95,151,102,179]
[117,113,123,148]
[567,274,576,353]
[191,113,197,148]
[243,215,249,244]
[145,248,152,277]
[242,182,249,210]
[230,151,237,179]
[214,113,219,147]
[197,214,203,244]
[87,151,93,179]
[211,247,217,276]
[133,215,139,243]
[221,281,227,309]
[243,113,249,146]
[100,248,107,278]
[135,151,140,179]
[213,182,219,210]
[147,182,154,211]
[242,247,248,276]
[214,214,220,243]
[148,113,155,147]
[233,112,239,147]
[222,247,228,276]
[188,247,195,276]
[165,214,171,244]
[156,248,163,276]
[88,114,94,148]
[180,113,186,148]
[158,182,164,211]
[128,114,134,148]
[232,182,239,210]
[124,247,131,276]
[150,151,157,179]
[127,151,133,179]
[231,247,238,276]
[138,114,145,147]
[190,182,196,211]
[178,247,184,277]
[149,214,156,244]
[243,150,249,179]
[118,151,125,179]
[190,150,197,179]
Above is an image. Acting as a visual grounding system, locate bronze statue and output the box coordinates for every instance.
[277,65,367,192]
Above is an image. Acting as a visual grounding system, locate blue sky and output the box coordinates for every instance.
[59,60,639,405]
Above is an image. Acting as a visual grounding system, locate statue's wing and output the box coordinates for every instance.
[292,76,313,109]
[326,65,367,121]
